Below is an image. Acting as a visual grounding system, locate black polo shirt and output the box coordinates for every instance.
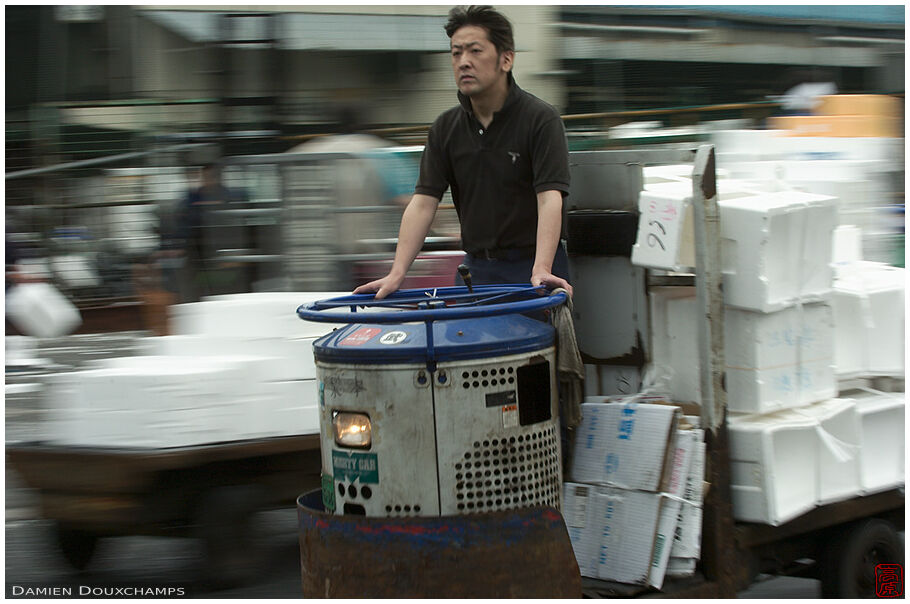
[415,75,570,255]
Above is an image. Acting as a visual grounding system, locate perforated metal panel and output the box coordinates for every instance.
[453,425,562,513]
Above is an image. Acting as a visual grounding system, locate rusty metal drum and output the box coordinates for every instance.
[297,490,582,598]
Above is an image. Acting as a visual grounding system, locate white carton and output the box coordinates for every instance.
[832,262,905,378]
[170,291,350,339]
[650,289,836,413]
[583,364,642,398]
[5,282,83,338]
[138,335,319,381]
[728,411,819,525]
[784,398,862,505]
[840,388,905,494]
[669,432,706,562]
[562,482,604,578]
[594,487,681,589]
[571,399,681,492]
[631,182,697,272]
[718,190,837,312]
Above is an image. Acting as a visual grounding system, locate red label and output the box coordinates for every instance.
[340,327,382,346]
[876,563,904,598]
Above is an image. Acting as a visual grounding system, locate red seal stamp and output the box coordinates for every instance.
[875,563,904,598]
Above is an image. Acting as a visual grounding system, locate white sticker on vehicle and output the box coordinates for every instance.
[379,331,408,345]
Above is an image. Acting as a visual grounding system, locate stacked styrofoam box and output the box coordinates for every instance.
[839,388,905,494]
[564,398,704,588]
[44,292,346,448]
[787,398,863,505]
[832,262,905,379]
[649,290,835,414]
[727,410,820,525]
[719,190,838,313]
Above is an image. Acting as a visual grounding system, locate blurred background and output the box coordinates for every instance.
[5,5,904,334]
[3,5,905,597]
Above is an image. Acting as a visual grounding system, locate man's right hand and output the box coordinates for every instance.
[352,272,405,300]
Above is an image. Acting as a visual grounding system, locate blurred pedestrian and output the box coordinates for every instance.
[176,163,248,301]
[354,5,572,299]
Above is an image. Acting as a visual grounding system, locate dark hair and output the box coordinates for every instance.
[445,5,514,54]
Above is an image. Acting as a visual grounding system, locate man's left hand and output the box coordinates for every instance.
[531,270,573,297]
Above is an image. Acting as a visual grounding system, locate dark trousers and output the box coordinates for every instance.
[455,242,570,287]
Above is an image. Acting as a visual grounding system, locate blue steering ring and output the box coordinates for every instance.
[296,284,568,324]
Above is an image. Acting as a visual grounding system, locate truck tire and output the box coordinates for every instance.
[194,484,266,589]
[54,524,99,571]
[820,518,904,598]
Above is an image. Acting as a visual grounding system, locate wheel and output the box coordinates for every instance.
[819,518,904,598]
[194,485,267,590]
[54,524,99,571]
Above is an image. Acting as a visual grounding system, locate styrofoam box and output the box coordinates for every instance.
[650,289,836,412]
[583,364,641,398]
[728,411,819,525]
[569,256,649,361]
[784,398,862,505]
[170,292,352,339]
[632,182,696,272]
[832,262,905,378]
[6,282,83,338]
[44,355,309,448]
[710,129,785,163]
[839,388,905,494]
[138,335,318,381]
[253,380,320,437]
[633,180,763,273]
[719,190,837,312]
[571,400,681,492]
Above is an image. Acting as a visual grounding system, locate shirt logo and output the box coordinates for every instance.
[508,151,520,165]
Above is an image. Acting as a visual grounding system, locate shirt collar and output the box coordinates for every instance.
[457,72,520,118]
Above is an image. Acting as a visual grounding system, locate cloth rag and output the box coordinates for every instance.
[551,288,584,430]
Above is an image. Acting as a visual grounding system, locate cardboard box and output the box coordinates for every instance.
[669,432,706,562]
[571,399,681,492]
[562,483,681,589]
[815,94,902,119]
[768,115,900,138]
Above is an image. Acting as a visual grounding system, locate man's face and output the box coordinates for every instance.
[450,25,513,97]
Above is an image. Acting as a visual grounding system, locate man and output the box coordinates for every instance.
[175,163,248,301]
[354,5,572,299]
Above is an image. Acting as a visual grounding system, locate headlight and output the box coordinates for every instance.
[332,411,372,449]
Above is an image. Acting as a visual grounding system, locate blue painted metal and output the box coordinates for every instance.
[299,284,565,365]
[296,284,568,324]
[297,490,582,597]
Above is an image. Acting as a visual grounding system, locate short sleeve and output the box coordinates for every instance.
[531,114,570,197]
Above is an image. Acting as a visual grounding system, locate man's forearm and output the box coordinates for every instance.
[533,189,564,274]
[388,194,440,278]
